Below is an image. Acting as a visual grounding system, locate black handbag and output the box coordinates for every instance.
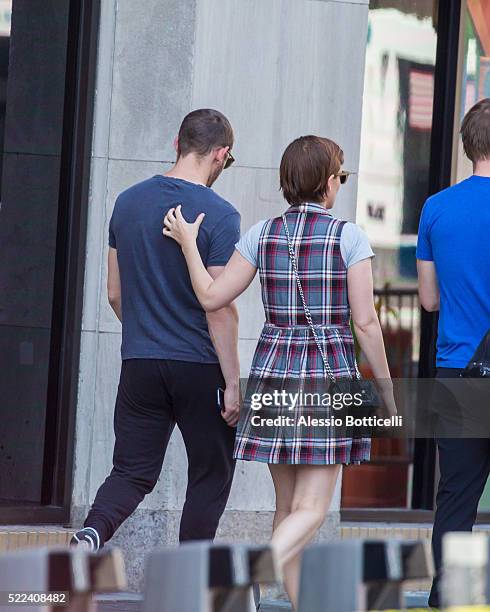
[461,329,490,378]
[282,215,379,413]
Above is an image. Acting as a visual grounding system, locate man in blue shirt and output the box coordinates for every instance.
[71,109,241,550]
[417,98,490,608]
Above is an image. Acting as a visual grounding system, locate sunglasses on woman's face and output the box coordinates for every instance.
[335,170,355,184]
[224,150,235,170]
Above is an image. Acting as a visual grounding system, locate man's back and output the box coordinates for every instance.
[109,175,240,362]
[417,175,490,367]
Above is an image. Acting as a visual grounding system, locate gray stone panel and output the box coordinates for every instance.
[72,330,98,508]
[238,338,260,376]
[0,153,60,328]
[193,0,368,183]
[92,0,117,158]
[4,0,69,156]
[212,167,285,232]
[228,460,275,511]
[88,331,120,501]
[82,157,109,332]
[109,0,197,162]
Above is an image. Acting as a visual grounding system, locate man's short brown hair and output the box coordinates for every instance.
[280,136,344,205]
[461,98,490,163]
[177,109,233,158]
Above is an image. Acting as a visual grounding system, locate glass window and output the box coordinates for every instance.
[0,0,70,508]
[341,0,438,509]
[453,0,490,183]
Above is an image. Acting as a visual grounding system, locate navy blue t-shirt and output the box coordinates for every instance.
[417,175,490,368]
[109,175,240,362]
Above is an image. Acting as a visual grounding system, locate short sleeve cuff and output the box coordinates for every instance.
[416,248,433,261]
[347,251,375,268]
[235,243,257,267]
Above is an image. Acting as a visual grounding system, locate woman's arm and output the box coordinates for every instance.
[347,258,396,415]
[163,206,257,310]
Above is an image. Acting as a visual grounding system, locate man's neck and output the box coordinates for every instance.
[473,160,490,177]
[165,157,209,187]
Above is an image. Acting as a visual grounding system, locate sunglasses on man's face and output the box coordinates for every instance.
[224,150,235,170]
[335,170,355,184]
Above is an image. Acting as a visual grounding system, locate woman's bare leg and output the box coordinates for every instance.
[270,464,341,610]
[268,464,297,607]
[269,464,297,532]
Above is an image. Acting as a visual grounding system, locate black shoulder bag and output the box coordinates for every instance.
[461,329,490,378]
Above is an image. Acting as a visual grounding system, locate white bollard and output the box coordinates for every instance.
[0,547,126,612]
[297,539,432,612]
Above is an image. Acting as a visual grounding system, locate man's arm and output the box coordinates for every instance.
[417,259,440,312]
[206,265,240,427]
[108,246,122,321]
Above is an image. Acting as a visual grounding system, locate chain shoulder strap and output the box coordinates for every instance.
[281,214,337,382]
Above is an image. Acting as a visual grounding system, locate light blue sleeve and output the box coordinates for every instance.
[235,220,267,267]
[340,223,375,268]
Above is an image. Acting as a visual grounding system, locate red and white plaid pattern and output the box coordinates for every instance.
[234,203,371,465]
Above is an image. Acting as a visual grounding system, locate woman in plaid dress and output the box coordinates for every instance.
[163,135,396,609]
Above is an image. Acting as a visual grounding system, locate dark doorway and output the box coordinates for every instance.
[0,0,99,523]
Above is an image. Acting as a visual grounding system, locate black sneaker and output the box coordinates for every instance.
[70,527,101,551]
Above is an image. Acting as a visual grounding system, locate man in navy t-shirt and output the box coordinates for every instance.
[72,109,241,550]
[417,98,490,608]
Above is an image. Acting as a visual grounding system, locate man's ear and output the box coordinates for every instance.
[174,136,179,154]
[214,146,228,164]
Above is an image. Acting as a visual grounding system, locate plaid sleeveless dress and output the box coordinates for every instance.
[233,202,371,465]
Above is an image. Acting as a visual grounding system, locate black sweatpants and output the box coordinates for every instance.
[84,359,236,544]
[428,367,490,608]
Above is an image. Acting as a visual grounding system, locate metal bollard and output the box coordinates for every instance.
[0,547,126,612]
[297,539,432,612]
[144,541,277,612]
[441,532,489,608]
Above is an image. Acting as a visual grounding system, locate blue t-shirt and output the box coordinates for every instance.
[417,175,490,368]
[109,175,240,362]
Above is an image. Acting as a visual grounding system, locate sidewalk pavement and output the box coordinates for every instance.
[95,590,430,611]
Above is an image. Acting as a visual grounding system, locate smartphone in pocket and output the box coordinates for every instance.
[217,387,225,412]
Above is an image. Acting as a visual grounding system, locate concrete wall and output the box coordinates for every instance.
[72,0,369,589]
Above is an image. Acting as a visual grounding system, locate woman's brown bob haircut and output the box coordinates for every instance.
[461,97,490,163]
[280,136,344,205]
